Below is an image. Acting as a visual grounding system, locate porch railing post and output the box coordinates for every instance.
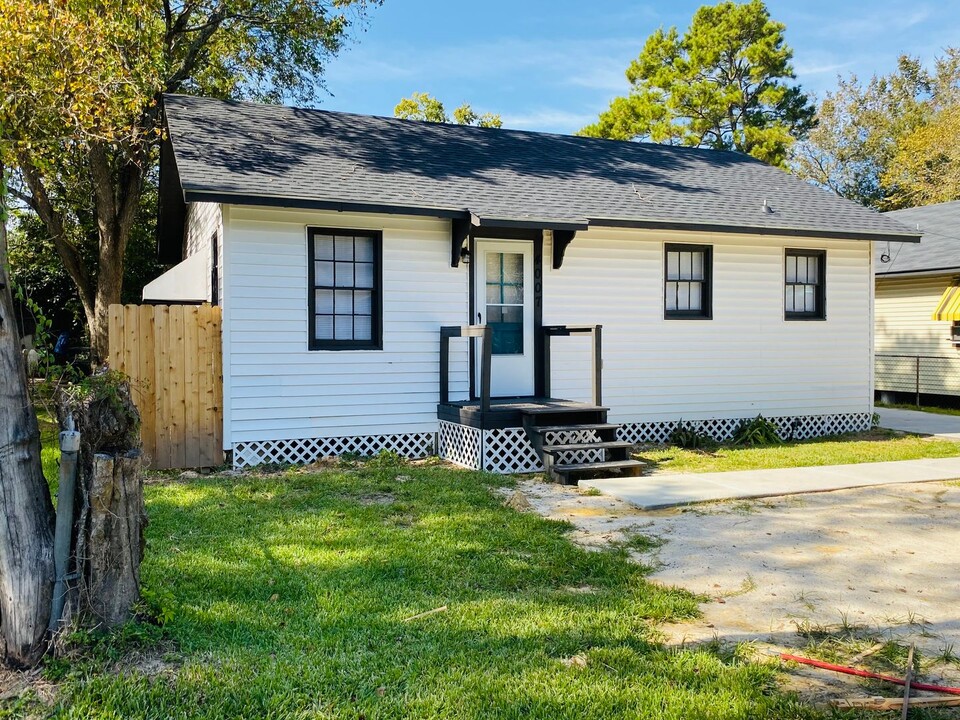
[479,326,492,413]
[592,325,602,406]
[439,330,450,405]
[543,332,552,399]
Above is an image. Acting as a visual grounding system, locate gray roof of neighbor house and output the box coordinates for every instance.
[877,201,960,275]
[162,94,920,243]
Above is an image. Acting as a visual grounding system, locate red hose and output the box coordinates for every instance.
[779,653,960,696]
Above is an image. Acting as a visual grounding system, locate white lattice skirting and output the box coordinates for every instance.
[233,433,435,469]
[233,412,872,472]
[439,412,873,475]
[617,412,873,445]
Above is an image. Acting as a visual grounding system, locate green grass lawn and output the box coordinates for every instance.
[637,429,960,474]
[15,459,821,720]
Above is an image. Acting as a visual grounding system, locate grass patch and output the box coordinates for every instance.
[21,462,822,719]
[636,430,960,474]
[876,402,960,417]
[37,408,60,497]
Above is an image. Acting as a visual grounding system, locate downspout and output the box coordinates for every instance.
[49,416,80,631]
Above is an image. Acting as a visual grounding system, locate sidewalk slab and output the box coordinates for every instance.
[876,407,960,440]
[580,457,960,510]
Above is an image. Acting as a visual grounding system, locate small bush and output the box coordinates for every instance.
[731,415,781,446]
[669,421,713,450]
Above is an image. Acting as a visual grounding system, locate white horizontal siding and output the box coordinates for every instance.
[222,207,468,445]
[184,201,222,302]
[543,228,873,422]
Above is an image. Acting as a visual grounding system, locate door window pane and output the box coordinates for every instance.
[484,251,525,355]
[487,305,523,355]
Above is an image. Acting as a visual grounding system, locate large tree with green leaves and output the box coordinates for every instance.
[580,0,814,167]
[0,0,378,668]
[394,92,502,128]
[793,50,960,209]
[0,0,379,361]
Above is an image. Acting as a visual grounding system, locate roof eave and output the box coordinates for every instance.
[588,217,922,244]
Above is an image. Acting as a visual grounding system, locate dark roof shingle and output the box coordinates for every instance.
[164,94,919,242]
[878,201,960,275]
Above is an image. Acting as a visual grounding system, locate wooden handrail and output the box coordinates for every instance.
[542,324,602,405]
[440,325,492,412]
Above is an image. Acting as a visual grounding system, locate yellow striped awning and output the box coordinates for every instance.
[932,285,960,321]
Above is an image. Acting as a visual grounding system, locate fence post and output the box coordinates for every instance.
[916,356,921,408]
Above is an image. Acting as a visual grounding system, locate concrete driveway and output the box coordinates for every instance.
[876,406,960,440]
[511,478,960,703]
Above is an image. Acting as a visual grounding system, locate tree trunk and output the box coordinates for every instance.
[86,452,145,627]
[0,171,56,668]
[57,377,144,630]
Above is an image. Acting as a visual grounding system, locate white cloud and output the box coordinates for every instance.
[501,108,599,134]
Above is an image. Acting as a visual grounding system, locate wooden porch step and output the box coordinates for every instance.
[552,459,646,476]
[527,423,620,435]
[522,405,609,415]
[542,441,633,454]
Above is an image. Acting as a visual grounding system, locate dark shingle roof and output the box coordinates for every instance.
[163,94,919,242]
[877,201,960,275]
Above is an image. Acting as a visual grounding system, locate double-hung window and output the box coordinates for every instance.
[664,243,712,319]
[784,249,825,320]
[308,228,382,350]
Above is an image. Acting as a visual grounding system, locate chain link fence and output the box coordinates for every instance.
[875,354,960,404]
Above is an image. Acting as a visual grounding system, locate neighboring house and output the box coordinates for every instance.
[148,94,919,476]
[875,200,960,404]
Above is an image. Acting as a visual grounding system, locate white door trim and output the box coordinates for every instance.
[474,239,536,398]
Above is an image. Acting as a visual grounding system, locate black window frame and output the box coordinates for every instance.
[784,249,826,321]
[307,227,383,351]
[664,243,713,320]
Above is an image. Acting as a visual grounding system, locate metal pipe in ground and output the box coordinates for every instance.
[49,419,80,632]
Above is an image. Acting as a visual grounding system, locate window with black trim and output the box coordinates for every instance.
[664,243,712,319]
[785,249,825,320]
[308,228,382,350]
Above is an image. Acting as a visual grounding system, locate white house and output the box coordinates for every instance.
[149,95,919,478]
[875,201,960,403]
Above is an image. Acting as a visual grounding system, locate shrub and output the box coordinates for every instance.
[669,421,713,450]
[731,415,781,446]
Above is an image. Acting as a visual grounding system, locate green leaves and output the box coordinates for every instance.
[793,48,960,209]
[394,92,503,128]
[580,0,814,167]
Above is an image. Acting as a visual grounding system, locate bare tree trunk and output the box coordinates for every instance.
[86,452,145,627]
[57,378,144,630]
[0,169,55,668]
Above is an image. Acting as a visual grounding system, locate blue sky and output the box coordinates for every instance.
[321,0,960,134]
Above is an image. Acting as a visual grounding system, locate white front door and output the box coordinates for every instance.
[475,239,536,397]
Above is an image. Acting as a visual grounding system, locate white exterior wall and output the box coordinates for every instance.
[222,207,469,448]
[221,208,875,458]
[875,274,960,396]
[542,228,874,423]
[184,201,222,302]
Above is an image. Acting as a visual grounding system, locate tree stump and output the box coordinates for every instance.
[87,452,145,627]
[57,374,145,630]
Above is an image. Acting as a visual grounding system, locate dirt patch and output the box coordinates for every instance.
[356,492,396,506]
[514,478,960,703]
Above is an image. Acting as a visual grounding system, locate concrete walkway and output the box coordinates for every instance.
[876,406,960,440]
[580,456,960,510]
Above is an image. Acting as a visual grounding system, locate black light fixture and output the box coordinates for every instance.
[460,245,471,264]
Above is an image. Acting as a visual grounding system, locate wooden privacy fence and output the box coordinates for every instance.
[108,304,223,469]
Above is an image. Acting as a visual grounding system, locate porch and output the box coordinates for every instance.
[436,324,644,482]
